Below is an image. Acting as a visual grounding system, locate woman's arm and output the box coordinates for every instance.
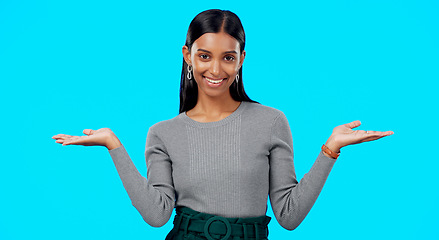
[53,127,176,227]
[268,113,336,230]
[108,127,175,227]
[268,113,393,230]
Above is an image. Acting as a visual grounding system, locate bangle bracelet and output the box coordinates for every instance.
[322,144,340,159]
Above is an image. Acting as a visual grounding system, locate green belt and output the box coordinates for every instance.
[166,206,271,240]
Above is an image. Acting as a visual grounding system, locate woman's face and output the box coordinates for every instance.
[183,32,246,99]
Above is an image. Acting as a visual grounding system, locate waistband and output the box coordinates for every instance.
[167,206,271,240]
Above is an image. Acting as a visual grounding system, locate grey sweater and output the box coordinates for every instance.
[108,101,337,230]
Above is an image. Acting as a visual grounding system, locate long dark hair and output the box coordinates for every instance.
[179,9,258,113]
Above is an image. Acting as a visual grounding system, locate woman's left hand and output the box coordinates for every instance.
[325,120,394,153]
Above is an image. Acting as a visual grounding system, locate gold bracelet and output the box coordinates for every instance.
[322,144,340,159]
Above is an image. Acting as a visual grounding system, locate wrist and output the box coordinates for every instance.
[322,136,341,159]
[106,134,122,150]
[325,136,341,153]
[322,144,339,159]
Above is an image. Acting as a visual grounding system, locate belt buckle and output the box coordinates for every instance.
[203,216,232,240]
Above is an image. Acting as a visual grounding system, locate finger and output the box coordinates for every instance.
[373,131,394,137]
[62,136,82,145]
[69,135,95,144]
[358,131,394,143]
[62,138,76,145]
[61,135,78,140]
[52,134,73,139]
[53,136,73,140]
[83,129,94,136]
[344,120,361,129]
[56,135,77,140]
[359,135,389,143]
[56,139,73,145]
[363,130,394,136]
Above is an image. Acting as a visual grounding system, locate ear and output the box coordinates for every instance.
[182,45,191,65]
[238,50,246,69]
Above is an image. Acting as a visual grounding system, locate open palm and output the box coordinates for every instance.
[52,128,114,147]
[331,120,394,149]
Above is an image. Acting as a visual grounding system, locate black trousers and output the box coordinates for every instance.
[165,206,271,240]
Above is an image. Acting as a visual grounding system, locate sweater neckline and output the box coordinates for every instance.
[180,101,248,128]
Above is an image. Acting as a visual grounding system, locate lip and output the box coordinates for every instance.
[204,76,226,81]
[203,76,227,87]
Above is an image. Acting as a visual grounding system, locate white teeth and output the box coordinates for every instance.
[205,77,224,84]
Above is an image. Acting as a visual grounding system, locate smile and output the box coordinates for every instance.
[204,76,226,84]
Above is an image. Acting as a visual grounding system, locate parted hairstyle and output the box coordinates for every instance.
[179,9,258,113]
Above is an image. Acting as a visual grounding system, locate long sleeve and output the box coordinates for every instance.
[108,127,175,227]
[268,112,336,230]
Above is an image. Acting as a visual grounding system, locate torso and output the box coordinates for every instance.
[149,101,284,217]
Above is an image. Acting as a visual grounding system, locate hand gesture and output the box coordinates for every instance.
[326,120,394,152]
[52,128,121,150]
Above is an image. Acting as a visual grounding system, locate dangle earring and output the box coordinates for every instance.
[187,64,193,80]
[235,73,239,83]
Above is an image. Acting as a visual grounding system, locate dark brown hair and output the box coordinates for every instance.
[179,9,258,113]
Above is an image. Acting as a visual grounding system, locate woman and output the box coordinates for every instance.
[52,9,393,240]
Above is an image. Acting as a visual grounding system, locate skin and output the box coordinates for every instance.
[52,31,394,158]
[182,32,245,123]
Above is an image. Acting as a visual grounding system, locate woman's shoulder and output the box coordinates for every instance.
[148,114,185,135]
[243,101,286,119]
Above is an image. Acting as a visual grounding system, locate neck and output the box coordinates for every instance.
[187,92,241,122]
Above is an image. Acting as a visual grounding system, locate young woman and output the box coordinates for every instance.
[52,9,393,240]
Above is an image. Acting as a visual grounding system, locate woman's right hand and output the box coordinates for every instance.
[52,128,122,150]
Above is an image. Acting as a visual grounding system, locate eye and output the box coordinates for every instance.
[224,55,235,61]
[199,54,209,60]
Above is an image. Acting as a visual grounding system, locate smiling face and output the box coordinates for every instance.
[183,31,246,99]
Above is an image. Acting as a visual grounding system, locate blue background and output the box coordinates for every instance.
[1,0,438,239]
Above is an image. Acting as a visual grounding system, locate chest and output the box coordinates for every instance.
[168,123,271,193]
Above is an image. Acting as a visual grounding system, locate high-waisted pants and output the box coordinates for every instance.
[165,206,271,240]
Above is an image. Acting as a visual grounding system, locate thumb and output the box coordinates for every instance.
[344,120,361,129]
[83,129,94,136]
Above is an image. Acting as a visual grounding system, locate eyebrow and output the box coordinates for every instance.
[197,48,238,54]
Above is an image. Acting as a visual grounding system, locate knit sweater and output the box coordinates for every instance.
[108,101,337,230]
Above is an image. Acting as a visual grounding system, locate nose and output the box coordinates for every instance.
[209,59,221,77]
